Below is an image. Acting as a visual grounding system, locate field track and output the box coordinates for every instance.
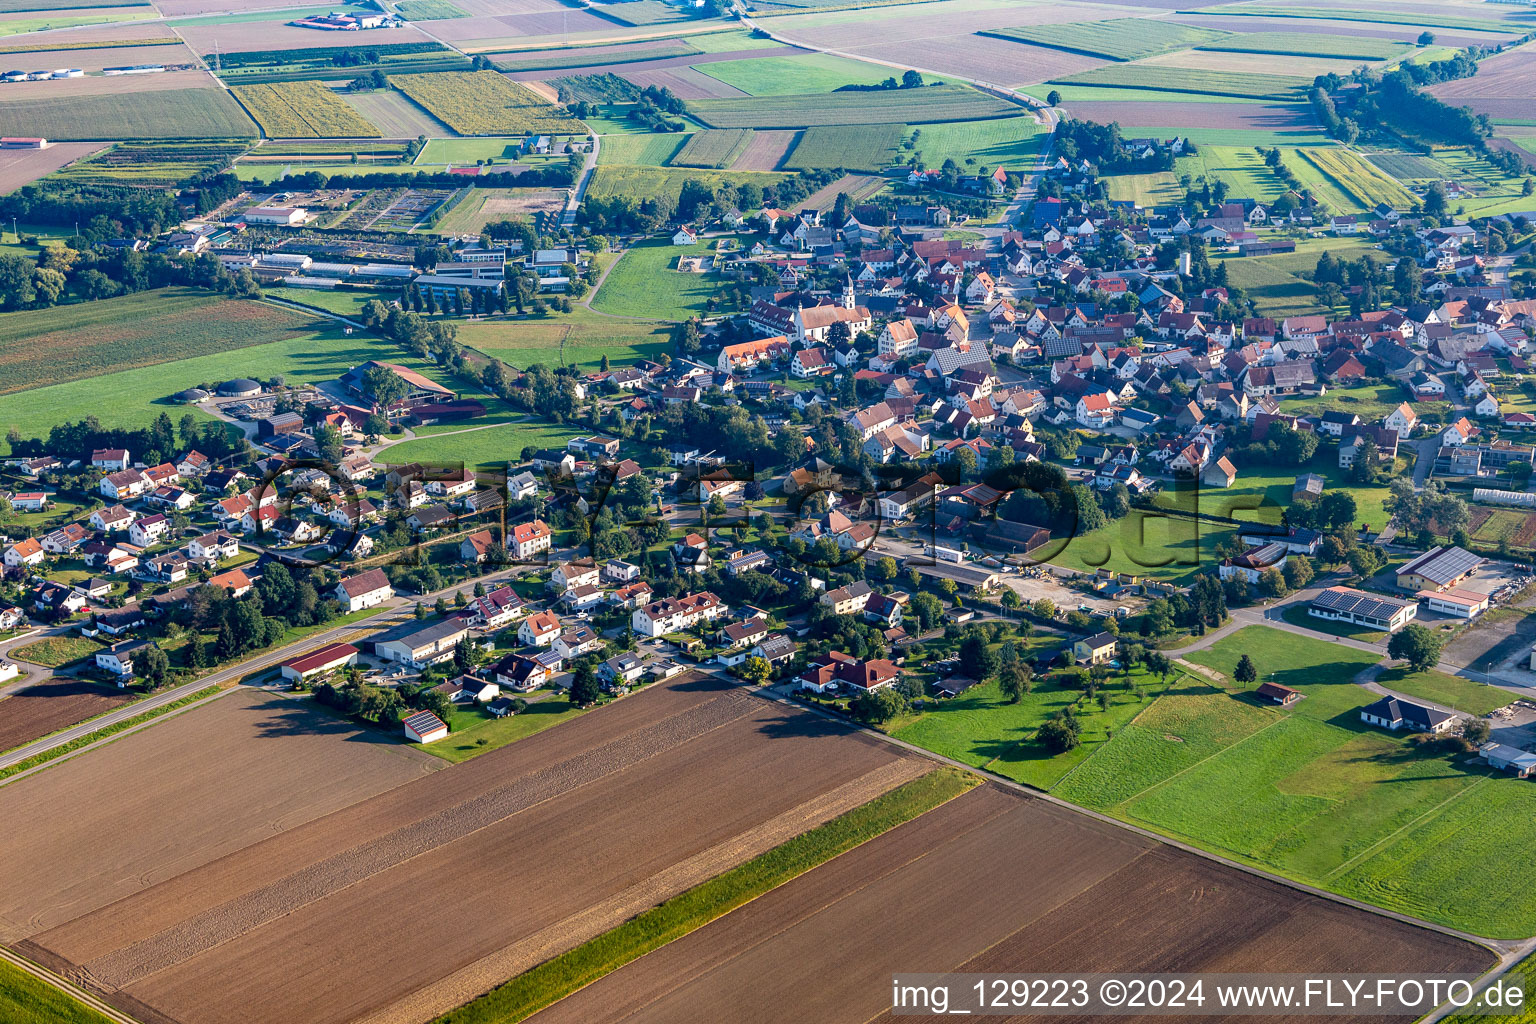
[528,784,1495,1024]
[11,674,924,1024]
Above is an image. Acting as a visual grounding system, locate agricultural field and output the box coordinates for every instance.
[0,956,111,1024]
[688,84,1025,128]
[492,38,700,73]
[670,127,753,168]
[0,140,107,193]
[0,289,324,396]
[982,19,1231,62]
[597,131,688,166]
[230,81,381,139]
[462,314,670,370]
[1430,42,1536,121]
[9,675,931,1024]
[596,0,699,26]
[1363,149,1455,181]
[906,116,1045,167]
[0,84,256,140]
[0,8,151,36]
[393,0,467,18]
[0,0,148,10]
[0,323,432,455]
[428,186,564,234]
[782,122,903,172]
[0,679,135,755]
[1052,626,1536,937]
[691,52,899,95]
[522,784,1493,1024]
[587,164,784,211]
[0,688,445,943]
[1196,31,1412,60]
[339,87,452,138]
[1185,5,1519,32]
[1179,143,1288,199]
[589,239,729,320]
[1291,145,1417,212]
[388,70,583,135]
[207,41,468,84]
[1053,65,1313,100]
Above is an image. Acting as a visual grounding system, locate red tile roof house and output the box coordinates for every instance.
[280,642,359,684]
[795,651,899,694]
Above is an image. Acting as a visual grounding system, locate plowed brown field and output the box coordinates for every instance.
[10,674,924,1024]
[0,678,133,754]
[528,785,1494,1024]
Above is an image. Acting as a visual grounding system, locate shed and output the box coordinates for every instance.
[403,710,448,744]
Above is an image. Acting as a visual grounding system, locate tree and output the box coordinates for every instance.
[137,644,171,687]
[738,655,772,686]
[1257,566,1288,599]
[1462,717,1491,745]
[1417,30,1435,45]
[1234,654,1257,685]
[1037,709,1080,753]
[901,69,923,88]
[1283,554,1314,591]
[1046,89,1062,106]
[849,687,906,723]
[999,661,1033,703]
[1388,623,1445,672]
[959,630,999,680]
[570,665,601,706]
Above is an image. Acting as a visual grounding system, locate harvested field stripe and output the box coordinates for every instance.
[429,766,978,1024]
[0,686,220,787]
[367,757,932,1024]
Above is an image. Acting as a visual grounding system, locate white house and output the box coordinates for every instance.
[334,568,393,612]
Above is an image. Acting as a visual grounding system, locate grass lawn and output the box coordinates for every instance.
[1045,509,1239,584]
[460,315,670,370]
[1174,459,1395,531]
[11,635,104,669]
[1375,666,1512,716]
[429,696,587,762]
[1218,237,1391,318]
[1052,625,1536,936]
[416,137,526,164]
[1104,170,1183,207]
[590,240,721,320]
[264,285,400,318]
[432,767,977,1024]
[892,661,1172,790]
[382,420,574,469]
[691,53,897,96]
[0,955,113,1024]
[1280,603,1385,644]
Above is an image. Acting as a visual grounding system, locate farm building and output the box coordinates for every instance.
[403,710,448,744]
[0,137,46,149]
[373,619,469,669]
[1360,696,1457,735]
[244,207,308,226]
[1422,588,1490,620]
[1255,681,1303,706]
[280,642,359,683]
[1397,546,1484,593]
[1309,587,1417,632]
[1481,742,1536,778]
